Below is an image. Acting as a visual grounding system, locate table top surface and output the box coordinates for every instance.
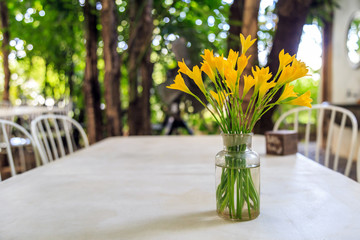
[1,135,360,240]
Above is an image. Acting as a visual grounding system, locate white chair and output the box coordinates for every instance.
[0,119,39,181]
[31,114,89,164]
[274,104,358,179]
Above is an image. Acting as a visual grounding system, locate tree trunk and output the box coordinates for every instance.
[0,0,10,102]
[101,0,122,136]
[227,0,244,52]
[239,0,260,114]
[227,0,260,114]
[128,0,154,135]
[140,50,153,134]
[83,0,103,143]
[254,0,313,134]
[321,13,333,102]
[268,0,313,72]
[241,0,260,73]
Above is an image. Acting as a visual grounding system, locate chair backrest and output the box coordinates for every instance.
[0,119,39,180]
[274,104,358,179]
[31,114,89,164]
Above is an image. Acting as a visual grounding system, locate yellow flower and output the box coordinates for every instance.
[224,68,238,94]
[177,59,206,95]
[277,65,293,86]
[240,34,256,55]
[189,65,206,94]
[224,58,234,75]
[277,58,308,86]
[167,74,192,95]
[201,61,216,83]
[277,50,295,73]
[252,66,272,92]
[215,55,225,79]
[178,59,192,76]
[291,58,309,80]
[210,90,227,107]
[242,75,256,98]
[201,49,217,72]
[227,49,239,69]
[277,83,297,102]
[237,54,251,79]
[286,90,312,108]
[258,81,276,99]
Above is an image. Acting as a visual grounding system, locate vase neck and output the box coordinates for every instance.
[221,133,252,151]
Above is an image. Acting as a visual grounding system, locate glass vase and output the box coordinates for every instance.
[215,133,260,221]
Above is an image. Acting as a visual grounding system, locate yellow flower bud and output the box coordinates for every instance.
[240,33,256,55]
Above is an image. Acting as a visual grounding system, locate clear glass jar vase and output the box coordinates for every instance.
[215,133,260,221]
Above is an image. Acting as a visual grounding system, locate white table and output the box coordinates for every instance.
[0,135,360,240]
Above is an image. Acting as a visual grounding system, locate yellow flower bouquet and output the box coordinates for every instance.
[167,34,312,221]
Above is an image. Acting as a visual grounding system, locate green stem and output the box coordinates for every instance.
[216,141,259,220]
[245,170,252,218]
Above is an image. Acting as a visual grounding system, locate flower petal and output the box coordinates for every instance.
[277,49,295,73]
[215,55,226,79]
[286,90,312,108]
[201,61,216,83]
[242,75,256,97]
[224,68,238,93]
[201,49,217,73]
[240,33,256,55]
[189,66,206,94]
[167,74,192,95]
[227,49,239,69]
[277,83,297,102]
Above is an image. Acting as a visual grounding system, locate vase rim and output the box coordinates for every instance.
[221,132,253,137]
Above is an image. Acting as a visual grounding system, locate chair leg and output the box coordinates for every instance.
[19,146,26,172]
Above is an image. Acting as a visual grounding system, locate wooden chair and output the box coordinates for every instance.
[31,114,89,164]
[274,104,358,180]
[0,119,39,181]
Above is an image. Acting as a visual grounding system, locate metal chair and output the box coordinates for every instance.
[0,119,39,181]
[274,103,358,180]
[31,114,89,164]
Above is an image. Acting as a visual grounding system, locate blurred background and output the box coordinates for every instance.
[0,0,359,144]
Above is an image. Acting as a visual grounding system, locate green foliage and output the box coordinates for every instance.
[152,0,229,64]
[273,75,319,126]
[0,0,321,135]
[150,0,232,128]
[307,0,340,25]
[2,0,85,118]
[186,110,220,135]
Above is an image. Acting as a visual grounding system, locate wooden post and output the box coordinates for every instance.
[321,13,333,102]
[83,0,103,143]
[101,0,122,136]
